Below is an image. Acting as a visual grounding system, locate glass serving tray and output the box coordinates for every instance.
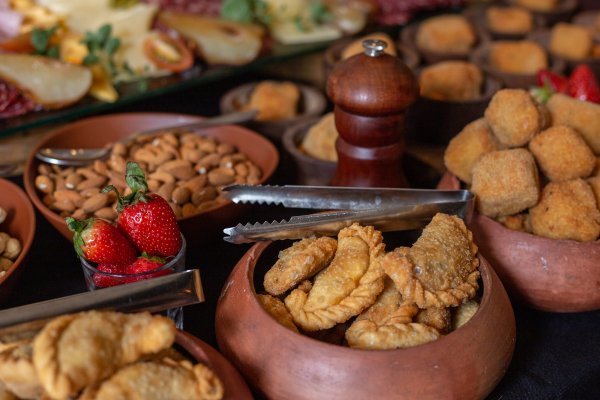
[0,39,335,138]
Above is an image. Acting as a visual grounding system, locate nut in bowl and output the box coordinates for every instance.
[23,113,279,242]
[219,80,327,141]
[216,216,515,400]
[0,179,35,302]
[440,85,600,312]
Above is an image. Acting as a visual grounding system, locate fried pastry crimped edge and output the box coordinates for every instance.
[284,224,386,332]
[0,340,44,400]
[382,214,480,309]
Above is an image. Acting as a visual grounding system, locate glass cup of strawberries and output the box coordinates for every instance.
[67,162,186,327]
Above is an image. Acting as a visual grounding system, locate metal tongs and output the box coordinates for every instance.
[222,185,474,243]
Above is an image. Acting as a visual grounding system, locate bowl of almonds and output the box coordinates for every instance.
[23,112,279,242]
[0,178,35,301]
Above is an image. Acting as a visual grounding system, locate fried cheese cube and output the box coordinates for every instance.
[529,179,600,241]
[516,0,558,12]
[471,148,540,217]
[486,6,534,35]
[587,176,600,207]
[496,213,529,232]
[444,118,501,184]
[489,40,548,75]
[550,23,593,60]
[485,89,546,147]
[419,61,483,101]
[546,93,600,154]
[528,125,596,181]
[247,80,300,121]
[415,14,476,55]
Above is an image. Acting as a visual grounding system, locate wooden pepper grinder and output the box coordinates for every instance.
[327,39,419,188]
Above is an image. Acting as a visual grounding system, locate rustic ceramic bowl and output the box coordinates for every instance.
[0,179,36,302]
[469,41,566,88]
[219,81,327,142]
[175,330,252,399]
[322,37,420,87]
[215,240,516,400]
[573,10,600,41]
[23,112,278,242]
[401,20,489,65]
[505,0,578,26]
[406,73,503,146]
[527,28,600,78]
[438,172,600,312]
[463,4,541,40]
[281,117,337,186]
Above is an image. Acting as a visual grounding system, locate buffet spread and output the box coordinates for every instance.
[1,0,600,399]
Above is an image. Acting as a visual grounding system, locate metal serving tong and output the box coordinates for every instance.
[222,185,474,243]
[0,269,203,335]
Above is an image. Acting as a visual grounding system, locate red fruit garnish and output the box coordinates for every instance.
[92,263,129,288]
[125,253,171,281]
[567,64,600,104]
[66,217,137,265]
[103,162,182,258]
[536,69,568,93]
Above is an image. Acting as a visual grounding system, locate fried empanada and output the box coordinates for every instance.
[285,224,385,331]
[79,358,223,400]
[0,341,44,400]
[256,294,299,332]
[452,299,480,330]
[264,236,337,296]
[415,307,452,334]
[382,213,480,309]
[33,311,176,400]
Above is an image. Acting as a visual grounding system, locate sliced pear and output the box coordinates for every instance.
[0,54,92,109]
[158,11,265,66]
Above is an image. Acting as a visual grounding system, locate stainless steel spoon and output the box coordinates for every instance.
[35,109,258,167]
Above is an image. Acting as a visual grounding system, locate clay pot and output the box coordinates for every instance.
[175,330,252,399]
[219,81,327,142]
[573,10,600,42]
[505,0,578,27]
[463,4,542,41]
[281,117,337,185]
[215,241,516,400]
[439,172,600,312]
[23,112,278,242]
[0,178,36,302]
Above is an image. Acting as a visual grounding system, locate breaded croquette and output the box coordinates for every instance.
[485,88,546,147]
[416,15,476,55]
[247,80,300,121]
[528,125,596,181]
[486,6,534,35]
[529,179,600,241]
[471,148,540,217]
[550,23,594,60]
[444,118,501,184]
[419,61,483,101]
[587,176,600,207]
[546,93,600,154]
[497,213,529,232]
[516,0,558,12]
[489,40,548,75]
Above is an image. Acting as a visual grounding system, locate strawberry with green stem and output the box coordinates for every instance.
[66,217,137,265]
[103,162,182,258]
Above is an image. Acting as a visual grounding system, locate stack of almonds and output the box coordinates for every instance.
[67,162,183,288]
[0,207,22,277]
[35,129,262,221]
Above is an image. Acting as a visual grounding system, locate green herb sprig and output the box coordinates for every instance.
[81,24,121,75]
[31,25,60,58]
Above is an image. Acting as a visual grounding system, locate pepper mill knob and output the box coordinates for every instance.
[327,39,419,187]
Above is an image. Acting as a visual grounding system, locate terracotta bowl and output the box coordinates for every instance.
[573,10,600,42]
[215,240,516,400]
[400,20,489,65]
[527,28,600,77]
[23,112,279,242]
[281,117,337,186]
[469,41,566,88]
[175,330,252,399]
[463,3,542,41]
[0,179,36,303]
[505,0,578,26]
[438,172,600,312]
[219,81,327,142]
[406,73,503,146]
[322,37,420,88]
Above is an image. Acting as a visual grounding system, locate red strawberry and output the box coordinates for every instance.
[567,64,600,104]
[93,254,170,288]
[92,263,129,288]
[66,217,137,265]
[536,69,568,93]
[103,162,182,257]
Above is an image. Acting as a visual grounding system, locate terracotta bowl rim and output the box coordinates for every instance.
[23,111,279,239]
[219,81,327,127]
[281,116,337,169]
[244,240,496,356]
[0,178,36,286]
